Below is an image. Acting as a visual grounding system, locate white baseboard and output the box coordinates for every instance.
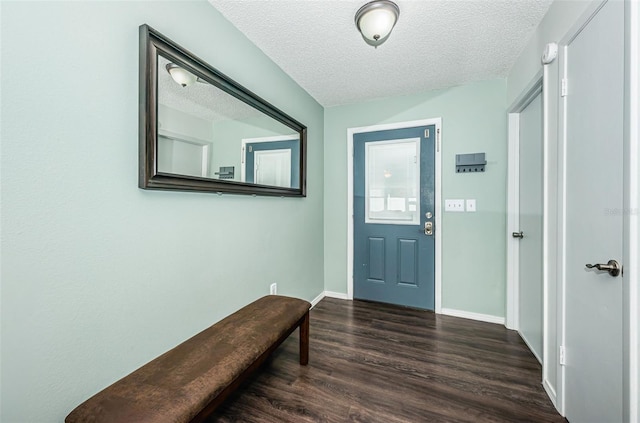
[440,308,506,325]
[519,331,542,364]
[543,379,560,414]
[310,292,325,308]
[310,291,350,308]
[315,295,507,328]
[324,291,350,300]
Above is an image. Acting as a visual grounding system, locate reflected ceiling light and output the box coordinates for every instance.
[355,0,400,47]
[165,63,197,87]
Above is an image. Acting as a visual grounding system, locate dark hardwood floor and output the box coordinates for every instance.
[207,297,564,422]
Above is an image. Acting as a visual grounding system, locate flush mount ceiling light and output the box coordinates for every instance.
[355,0,400,47]
[165,63,197,87]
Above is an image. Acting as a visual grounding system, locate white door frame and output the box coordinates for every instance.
[623,2,640,422]
[347,118,442,313]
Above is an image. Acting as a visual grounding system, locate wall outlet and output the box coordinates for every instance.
[270,283,277,295]
[466,199,476,212]
[445,199,465,212]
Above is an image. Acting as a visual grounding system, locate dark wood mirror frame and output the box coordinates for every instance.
[139,24,307,197]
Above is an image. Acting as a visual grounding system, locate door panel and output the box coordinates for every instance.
[398,239,417,285]
[368,238,385,281]
[518,91,543,362]
[354,126,435,310]
[564,1,624,421]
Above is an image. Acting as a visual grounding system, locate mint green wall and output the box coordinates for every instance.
[0,2,323,422]
[324,79,508,317]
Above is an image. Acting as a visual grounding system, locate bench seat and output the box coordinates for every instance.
[65,295,311,423]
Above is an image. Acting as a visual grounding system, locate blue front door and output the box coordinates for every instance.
[353,125,435,310]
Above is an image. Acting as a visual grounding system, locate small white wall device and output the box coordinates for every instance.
[541,42,558,65]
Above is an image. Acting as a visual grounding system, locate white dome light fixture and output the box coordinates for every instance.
[355,0,400,47]
[165,63,197,87]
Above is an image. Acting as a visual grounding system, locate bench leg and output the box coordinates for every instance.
[299,311,309,365]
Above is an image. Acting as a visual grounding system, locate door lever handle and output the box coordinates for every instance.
[586,259,621,277]
[512,231,524,239]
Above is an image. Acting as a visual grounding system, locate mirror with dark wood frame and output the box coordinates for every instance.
[139,24,307,196]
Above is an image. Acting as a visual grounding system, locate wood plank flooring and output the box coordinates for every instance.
[207,297,565,422]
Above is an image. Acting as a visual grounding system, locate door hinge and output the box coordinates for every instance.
[424,129,430,138]
[559,346,566,366]
[436,128,440,152]
[561,78,568,97]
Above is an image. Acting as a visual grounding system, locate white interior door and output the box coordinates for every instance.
[518,91,543,362]
[254,149,291,187]
[563,1,624,421]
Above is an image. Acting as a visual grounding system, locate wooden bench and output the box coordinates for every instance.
[65,295,311,423]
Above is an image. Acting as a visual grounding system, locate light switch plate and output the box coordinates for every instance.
[445,199,465,212]
[466,199,476,212]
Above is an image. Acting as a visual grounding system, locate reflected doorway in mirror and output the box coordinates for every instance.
[241,135,300,189]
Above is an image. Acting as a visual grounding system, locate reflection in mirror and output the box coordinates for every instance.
[139,24,307,196]
[157,55,300,188]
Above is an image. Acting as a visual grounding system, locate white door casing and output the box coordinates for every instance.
[622,1,640,421]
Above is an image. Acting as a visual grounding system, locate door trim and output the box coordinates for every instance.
[347,118,442,312]
[623,1,640,422]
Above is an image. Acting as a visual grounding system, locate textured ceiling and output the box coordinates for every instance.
[208,0,553,107]
[158,55,261,122]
